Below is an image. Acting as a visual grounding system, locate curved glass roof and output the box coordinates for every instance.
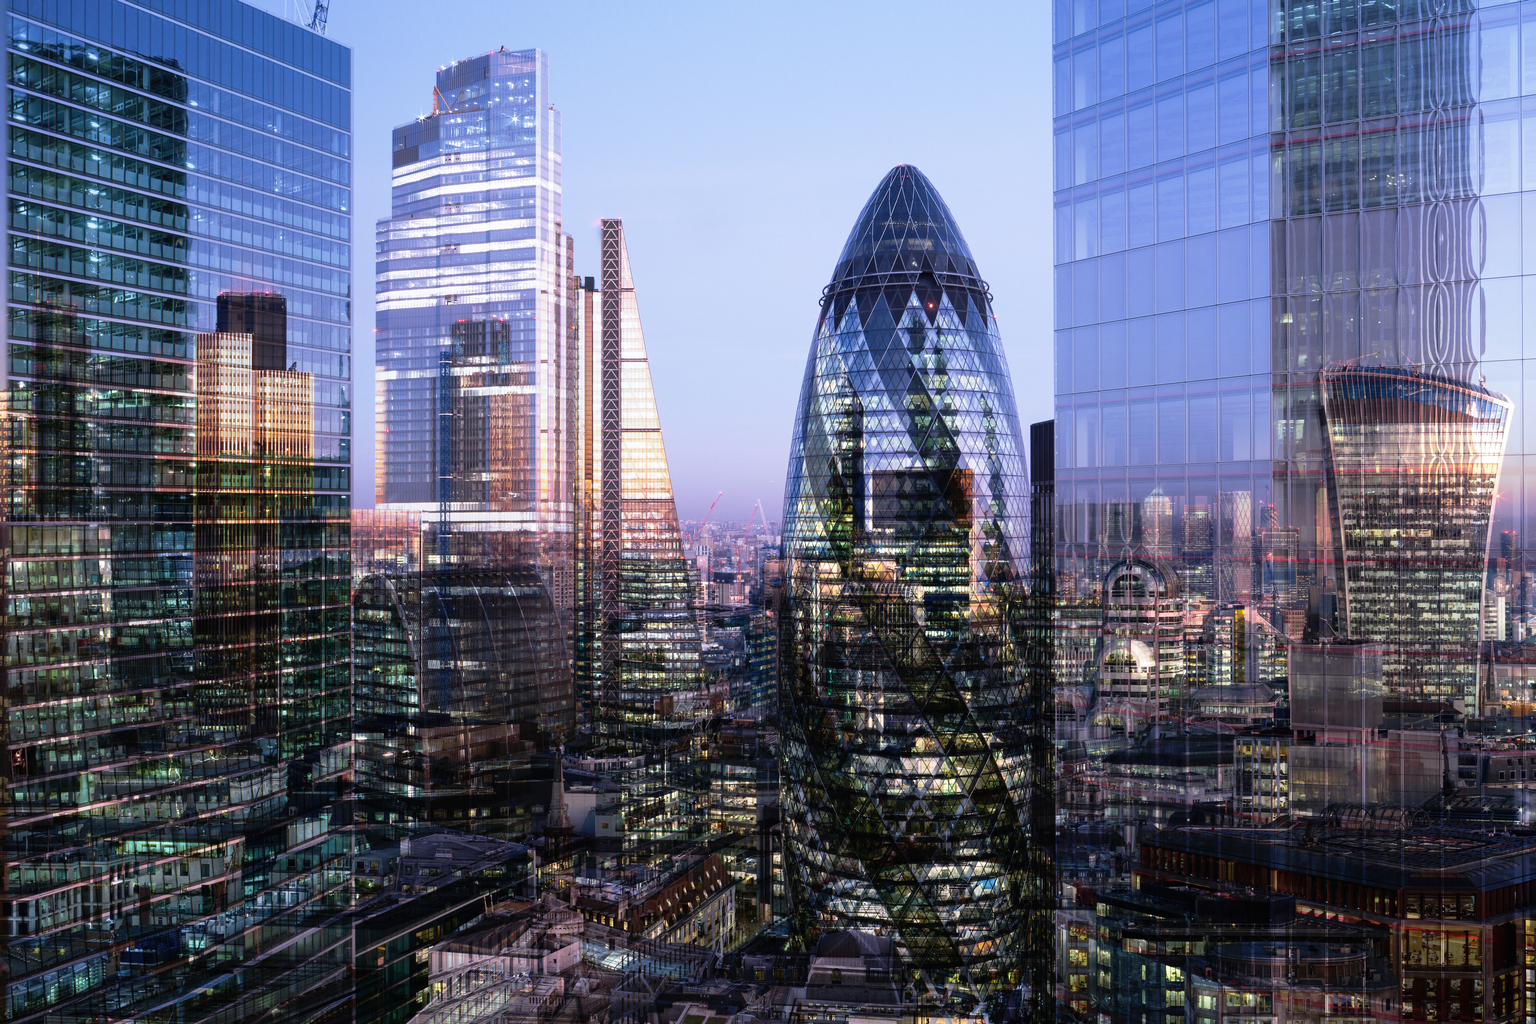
[830,164,983,289]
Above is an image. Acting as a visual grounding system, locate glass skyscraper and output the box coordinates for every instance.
[367,49,577,838]
[374,48,574,592]
[4,2,352,1022]
[573,218,703,866]
[779,166,1052,1011]
[1054,2,1536,1021]
[1053,0,1530,715]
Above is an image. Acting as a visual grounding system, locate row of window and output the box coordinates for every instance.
[11,18,350,156]
[1055,0,1263,107]
[17,0,350,126]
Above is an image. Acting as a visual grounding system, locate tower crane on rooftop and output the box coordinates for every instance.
[307,0,330,34]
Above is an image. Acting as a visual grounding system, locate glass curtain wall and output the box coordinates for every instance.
[374,48,574,593]
[1054,0,1536,1020]
[4,2,352,1021]
[779,165,1052,1013]
[574,220,705,868]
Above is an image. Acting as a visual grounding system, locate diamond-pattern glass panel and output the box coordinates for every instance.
[780,166,1051,1006]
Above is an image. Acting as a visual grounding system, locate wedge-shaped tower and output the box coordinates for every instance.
[575,219,703,863]
[1320,365,1510,707]
[780,166,1051,1007]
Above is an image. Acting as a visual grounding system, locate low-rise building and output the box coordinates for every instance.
[574,850,737,954]
[1143,824,1536,1023]
[345,832,534,1024]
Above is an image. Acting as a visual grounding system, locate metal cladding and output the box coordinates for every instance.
[779,165,1051,1003]
[1320,364,1511,703]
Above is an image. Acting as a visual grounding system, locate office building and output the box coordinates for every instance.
[1052,0,1523,691]
[779,165,1052,1008]
[1320,365,1510,706]
[351,561,572,833]
[365,50,578,836]
[572,220,704,866]
[375,47,574,588]
[5,2,353,1020]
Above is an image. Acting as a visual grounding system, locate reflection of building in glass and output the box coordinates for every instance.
[1143,823,1536,1024]
[375,47,574,588]
[352,565,572,833]
[1320,366,1510,707]
[4,4,353,1018]
[573,219,704,866]
[1098,558,1184,707]
[1048,2,1536,1013]
[779,165,1051,1007]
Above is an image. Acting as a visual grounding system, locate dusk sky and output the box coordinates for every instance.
[288,0,1055,523]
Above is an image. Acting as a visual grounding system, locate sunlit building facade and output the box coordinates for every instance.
[4,2,353,1020]
[779,165,1052,1009]
[375,47,574,588]
[573,219,704,865]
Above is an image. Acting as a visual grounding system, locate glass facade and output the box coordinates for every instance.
[1053,0,1533,700]
[352,564,571,833]
[574,219,704,866]
[374,48,574,596]
[4,2,352,1022]
[367,50,577,840]
[779,166,1052,1009]
[1054,1,1536,1021]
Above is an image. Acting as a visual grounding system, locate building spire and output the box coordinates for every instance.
[548,752,573,833]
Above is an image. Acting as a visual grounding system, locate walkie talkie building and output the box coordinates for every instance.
[779,166,1052,1008]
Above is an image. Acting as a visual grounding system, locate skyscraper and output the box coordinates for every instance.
[1320,365,1510,704]
[573,219,703,865]
[375,48,574,586]
[5,2,353,1020]
[1053,1,1521,721]
[779,166,1051,1008]
[366,50,576,826]
[1053,1,1535,1019]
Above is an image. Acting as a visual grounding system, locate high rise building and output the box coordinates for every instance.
[4,3,353,1020]
[779,165,1052,1009]
[366,50,576,831]
[573,219,704,866]
[1320,364,1510,705]
[375,47,574,588]
[1053,0,1520,699]
[1053,0,1536,1019]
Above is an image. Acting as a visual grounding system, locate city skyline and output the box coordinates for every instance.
[305,0,1055,521]
[22,1,1536,1023]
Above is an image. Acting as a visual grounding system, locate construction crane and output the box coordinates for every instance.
[308,0,329,34]
[689,491,723,550]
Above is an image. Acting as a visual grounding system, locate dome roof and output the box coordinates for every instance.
[829,165,982,288]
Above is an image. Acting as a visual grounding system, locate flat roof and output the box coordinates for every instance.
[1146,825,1536,891]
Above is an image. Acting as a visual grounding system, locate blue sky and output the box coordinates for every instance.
[284,0,1055,522]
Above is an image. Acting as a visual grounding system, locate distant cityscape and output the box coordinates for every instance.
[7,2,1536,1024]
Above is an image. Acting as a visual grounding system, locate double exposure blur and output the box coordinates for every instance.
[1053,0,1536,1021]
[779,166,1052,1011]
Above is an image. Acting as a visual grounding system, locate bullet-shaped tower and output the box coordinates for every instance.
[779,166,1051,1008]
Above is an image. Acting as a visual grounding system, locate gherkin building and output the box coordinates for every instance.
[779,165,1052,1008]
